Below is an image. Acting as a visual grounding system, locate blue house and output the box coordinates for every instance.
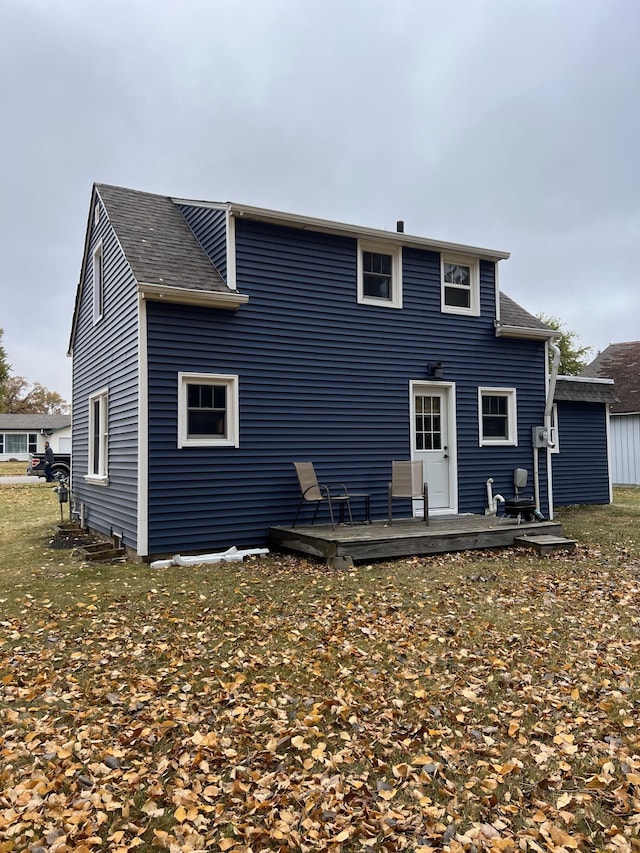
[69,183,574,558]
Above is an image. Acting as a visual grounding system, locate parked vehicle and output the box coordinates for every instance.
[27,452,71,479]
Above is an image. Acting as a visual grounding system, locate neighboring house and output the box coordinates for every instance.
[552,376,617,506]
[0,414,71,461]
[69,183,586,558]
[581,342,640,485]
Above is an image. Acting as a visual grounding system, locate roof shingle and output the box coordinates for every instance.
[95,184,230,294]
[581,341,640,414]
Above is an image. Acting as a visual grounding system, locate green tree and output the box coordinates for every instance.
[0,329,10,411]
[536,314,592,375]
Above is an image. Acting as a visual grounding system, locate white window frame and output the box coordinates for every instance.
[478,387,518,446]
[87,387,109,483]
[92,240,104,323]
[441,255,480,316]
[357,240,402,309]
[178,372,239,449]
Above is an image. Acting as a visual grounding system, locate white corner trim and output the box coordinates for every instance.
[137,296,149,557]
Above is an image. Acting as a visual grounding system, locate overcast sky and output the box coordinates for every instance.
[1,0,638,403]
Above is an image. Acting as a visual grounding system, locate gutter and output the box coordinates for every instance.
[171,198,511,262]
[137,282,249,310]
[495,323,557,341]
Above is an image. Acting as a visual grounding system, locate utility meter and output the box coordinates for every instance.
[532,426,549,448]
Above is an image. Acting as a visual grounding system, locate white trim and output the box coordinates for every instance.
[226,209,237,291]
[201,200,510,262]
[92,240,104,323]
[495,323,557,340]
[137,282,248,310]
[137,297,149,557]
[93,203,100,226]
[605,404,613,503]
[556,374,615,385]
[478,387,518,446]
[409,380,458,515]
[441,254,480,316]
[357,240,402,309]
[494,261,501,324]
[178,372,239,448]
[87,387,109,479]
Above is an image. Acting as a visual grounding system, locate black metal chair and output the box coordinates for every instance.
[292,461,354,529]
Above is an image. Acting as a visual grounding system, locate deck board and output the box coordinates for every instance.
[269,515,566,562]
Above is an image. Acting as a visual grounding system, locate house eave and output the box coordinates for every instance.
[172,198,511,262]
[495,322,557,340]
[137,282,249,309]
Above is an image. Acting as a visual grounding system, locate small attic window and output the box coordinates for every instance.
[94,203,100,226]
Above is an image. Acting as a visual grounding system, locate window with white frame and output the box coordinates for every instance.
[178,373,239,448]
[0,433,38,455]
[442,255,479,315]
[93,240,104,323]
[88,388,109,480]
[479,387,517,446]
[357,241,402,308]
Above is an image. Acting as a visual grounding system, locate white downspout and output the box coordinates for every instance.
[540,340,561,518]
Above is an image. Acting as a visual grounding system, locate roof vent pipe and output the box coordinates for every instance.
[396,220,404,233]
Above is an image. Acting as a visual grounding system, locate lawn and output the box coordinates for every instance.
[0,485,639,852]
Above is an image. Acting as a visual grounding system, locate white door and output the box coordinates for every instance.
[412,385,453,512]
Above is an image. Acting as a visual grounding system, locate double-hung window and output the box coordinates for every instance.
[357,241,402,308]
[178,373,239,448]
[88,388,109,481]
[479,387,517,446]
[442,255,479,316]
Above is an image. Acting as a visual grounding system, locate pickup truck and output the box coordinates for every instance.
[27,452,71,479]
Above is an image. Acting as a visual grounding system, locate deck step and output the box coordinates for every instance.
[514,534,577,555]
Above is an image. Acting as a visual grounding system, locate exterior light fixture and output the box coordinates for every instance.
[428,362,444,380]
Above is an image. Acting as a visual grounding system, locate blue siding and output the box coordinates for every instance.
[552,402,611,506]
[145,219,550,554]
[177,204,227,280]
[70,196,140,549]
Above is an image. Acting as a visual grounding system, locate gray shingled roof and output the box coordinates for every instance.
[0,414,70,431]
[499,293,555,334]
[554,377,618,404]
[581,341,640,414]
[95,184,230,294]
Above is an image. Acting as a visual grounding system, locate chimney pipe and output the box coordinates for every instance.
[396,220,404,233]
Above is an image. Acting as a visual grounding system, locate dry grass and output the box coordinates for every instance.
[0,459,30,476]
[1,484,639,851]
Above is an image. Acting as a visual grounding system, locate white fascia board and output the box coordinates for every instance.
[557,374,615,385]
[174,198,511,262]
[137,282,249,309]
[495,323,557,340]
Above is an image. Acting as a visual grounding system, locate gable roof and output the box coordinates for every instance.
[581,341,640,414]
[554,375,618,404]
[0,414,71,432]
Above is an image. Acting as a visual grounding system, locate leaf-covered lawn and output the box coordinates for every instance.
[1,486,639,852]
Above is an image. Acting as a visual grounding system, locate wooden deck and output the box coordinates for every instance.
[268,514,567,564]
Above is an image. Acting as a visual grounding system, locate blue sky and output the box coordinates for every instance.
[1,0,638,402]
